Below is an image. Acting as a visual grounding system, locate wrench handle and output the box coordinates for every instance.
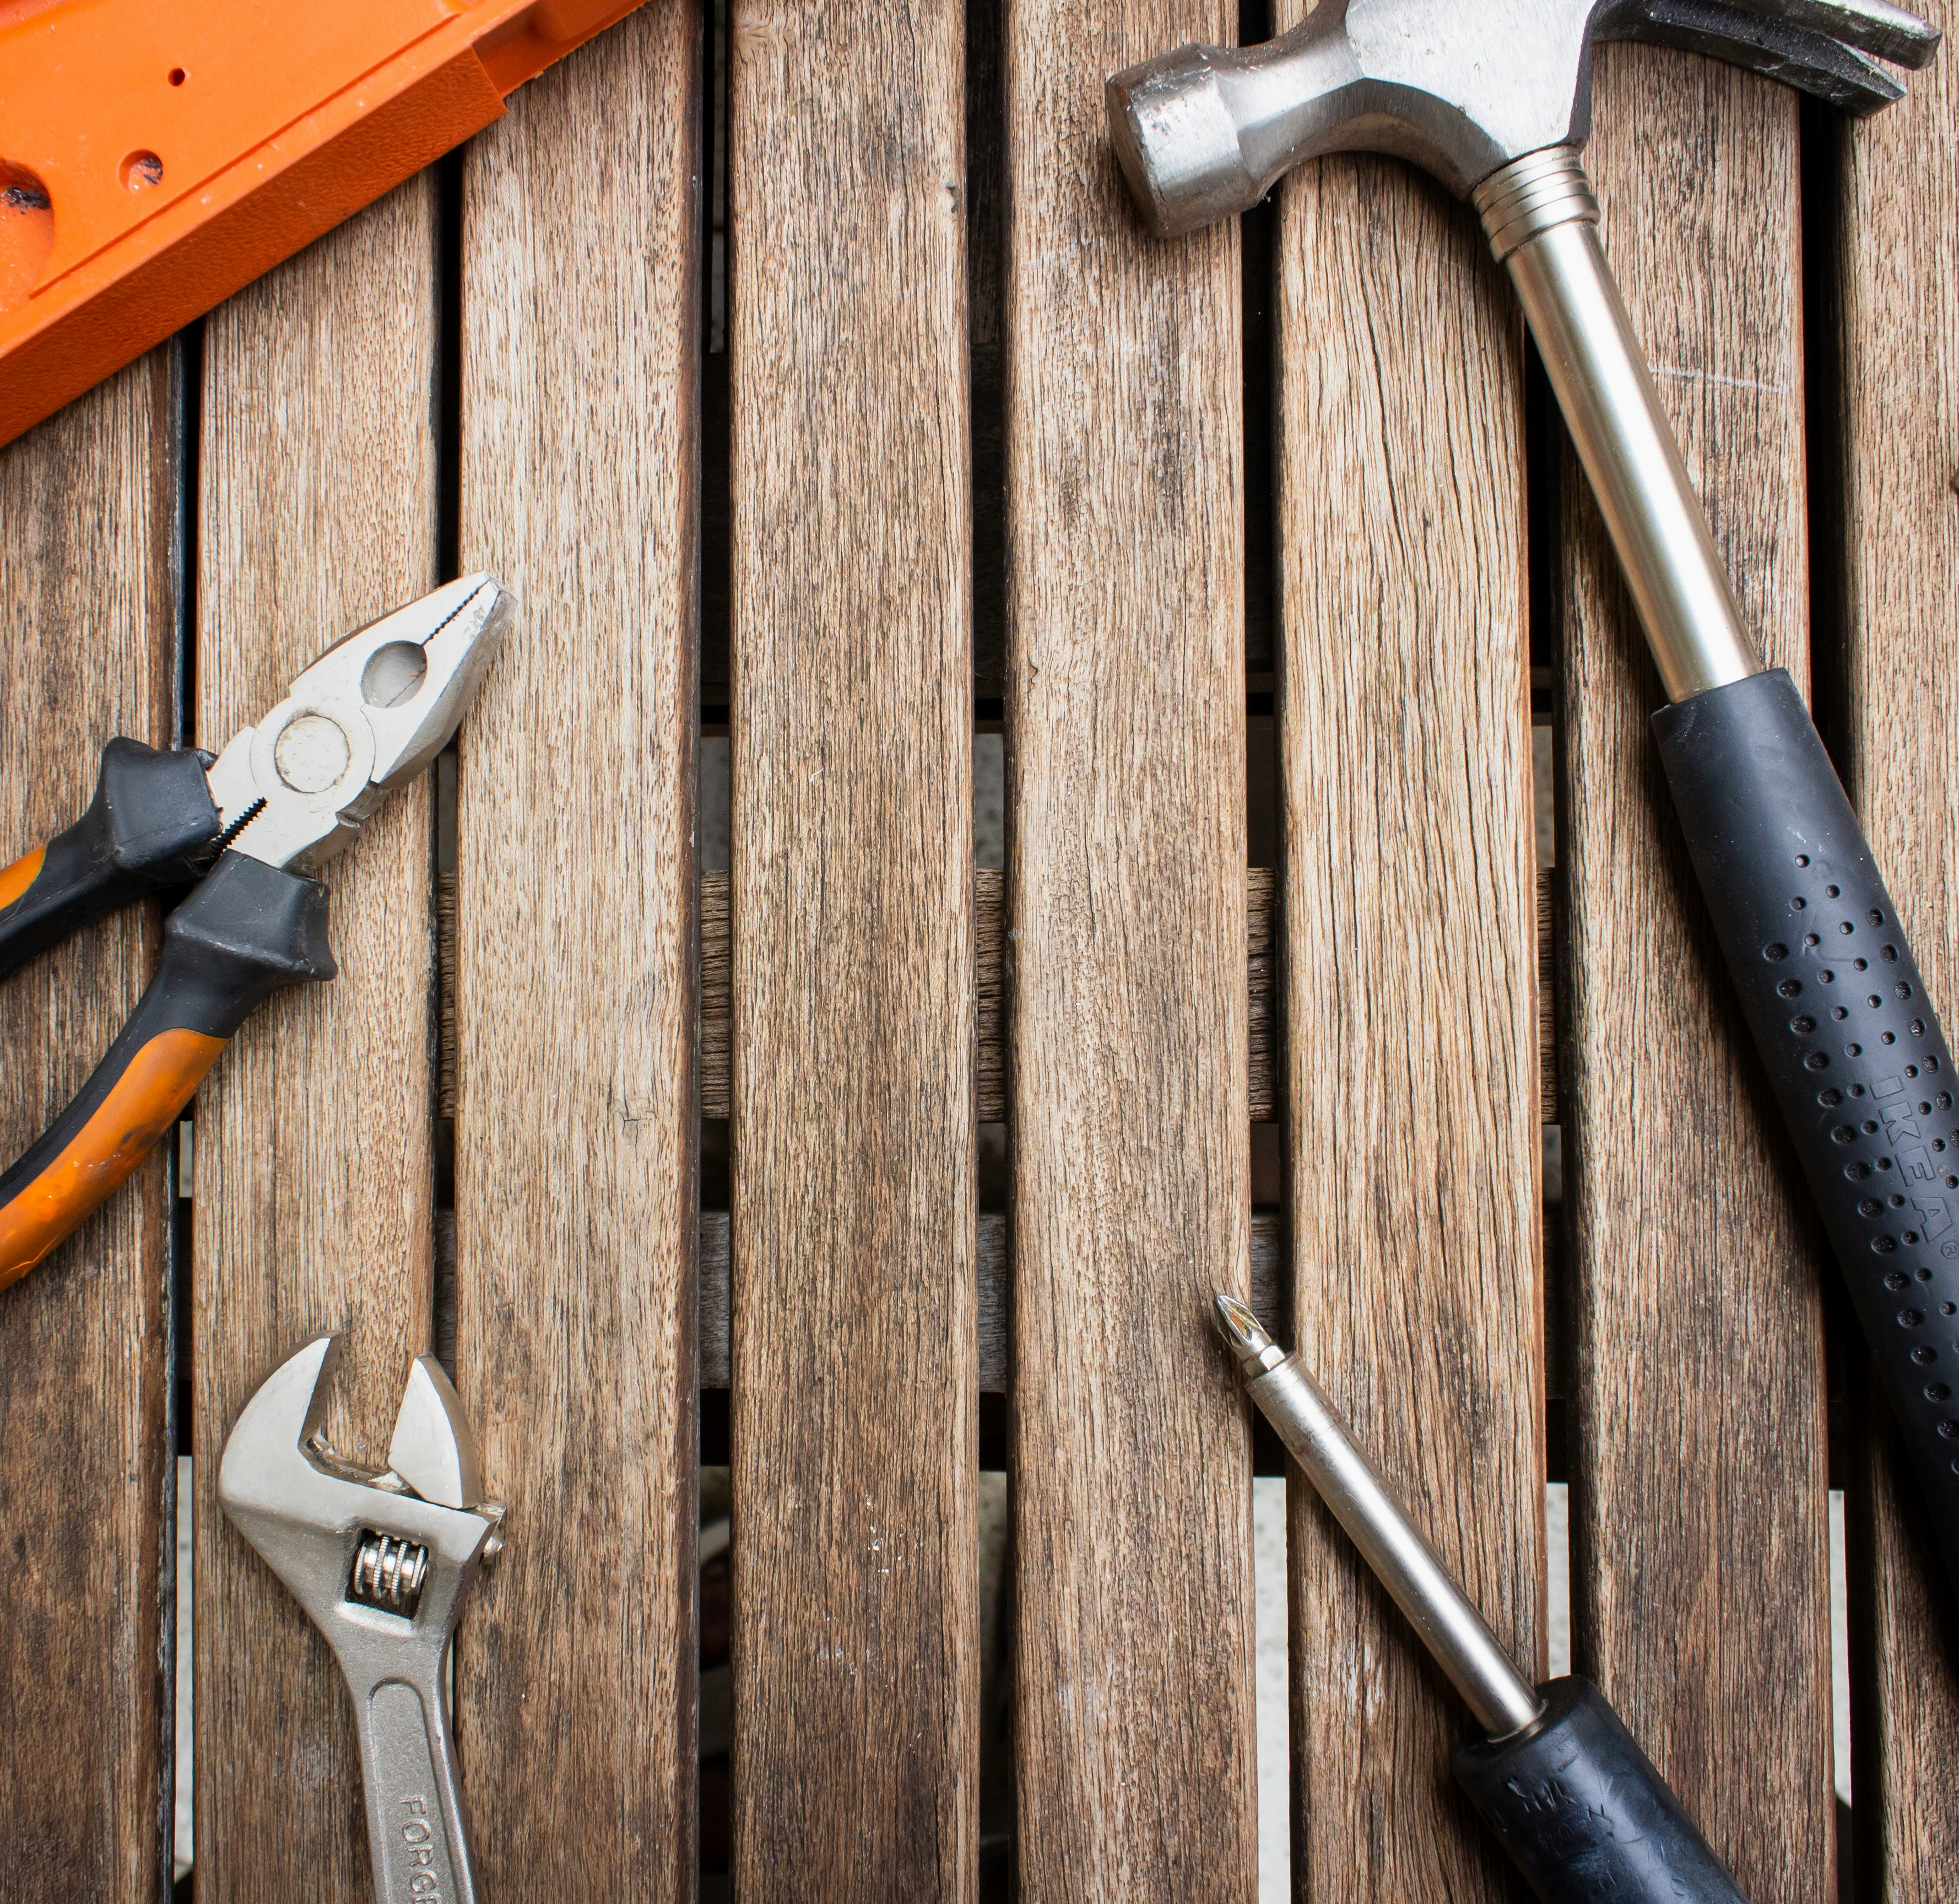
[356,1673,477,1904]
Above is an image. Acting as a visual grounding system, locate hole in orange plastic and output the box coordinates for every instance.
[169,67,186,85]
[0,163,53,314]
[121,151,164,192]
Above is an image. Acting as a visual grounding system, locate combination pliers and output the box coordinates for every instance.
[0,574,510,1290]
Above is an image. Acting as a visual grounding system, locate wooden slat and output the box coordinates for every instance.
[192,176,440,1899]
[706,866,1277,1120]
[1835,8,1959,1886]
[1539,869,1557,1126]
[698,1211,1289,1392]
[727,7,977,1897]
[452,14,702,1900]
[1004,6,1257,1897]
[0,355,178,1898]
[1560,47,1833,1897]
[1274,140,1541,1904]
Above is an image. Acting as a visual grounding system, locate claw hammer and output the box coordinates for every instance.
[1106,1,1959,1589]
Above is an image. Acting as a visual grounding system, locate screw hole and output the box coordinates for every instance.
[168,67,186,85]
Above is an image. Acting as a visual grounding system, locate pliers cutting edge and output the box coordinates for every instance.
[0,574,511,1291]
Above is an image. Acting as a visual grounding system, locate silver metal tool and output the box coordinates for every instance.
[1213,1292,1540,1737]
[219,1336,505,1904]
[1112,7,1959,1608]
[1213,1294,1752,1900]
[0,573,511,1290]
[205,572,512,874]
[1106,0,1936,699]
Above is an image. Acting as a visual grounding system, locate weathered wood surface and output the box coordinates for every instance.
[1836,1,1959,1885]
[1273,122,1542,1904]
[453,14,702,1900]
[14,14,1959,1900]
[705,865,1275,1121]
[1560,47,1834,1899]
[0,352,179,1899]
[192,175,441,1902]
[727,6,978,1898]
[1005,6,1257,1898]
[699,1210,1287,1392]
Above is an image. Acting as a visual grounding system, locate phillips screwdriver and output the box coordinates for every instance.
[1213,1291,1751,1904]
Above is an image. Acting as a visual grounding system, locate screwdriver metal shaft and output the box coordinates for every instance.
[1215,1291,1754,1903]
[1213,1292,1541,1739]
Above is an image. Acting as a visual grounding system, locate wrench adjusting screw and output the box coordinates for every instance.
[349,1529,430,1615]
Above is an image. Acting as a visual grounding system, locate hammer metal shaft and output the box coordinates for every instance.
[1477,149,1764,701]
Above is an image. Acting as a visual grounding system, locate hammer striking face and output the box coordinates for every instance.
[1108,0,1939,228]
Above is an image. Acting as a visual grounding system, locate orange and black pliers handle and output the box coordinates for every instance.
[0,739,333,1290]
[0,574,508,1297]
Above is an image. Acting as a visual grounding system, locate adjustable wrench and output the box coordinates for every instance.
[219,1336,505,1904]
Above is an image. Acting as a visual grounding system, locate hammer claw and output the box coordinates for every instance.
[1640,0,1941,68]
[1599,0,1912,112]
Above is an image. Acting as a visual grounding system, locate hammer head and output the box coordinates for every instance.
[1108,0,1939,231]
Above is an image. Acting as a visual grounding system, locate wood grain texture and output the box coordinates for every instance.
[1558,47,1833,1900]
[704,865,1276,1119]
[192,174,441,1901]
[1004,7,1256,1897]
[727,5,977,1897]
[453,13,702,1900]
[0,353,178,1900]
[699,1210,1288,1391]
[1273,136,1540,1903]
[1833,6,1959,1888]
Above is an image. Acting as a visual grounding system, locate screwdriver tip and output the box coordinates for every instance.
[1213,1291,1277,1375]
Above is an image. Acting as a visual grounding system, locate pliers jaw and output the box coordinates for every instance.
[205,573,512,876]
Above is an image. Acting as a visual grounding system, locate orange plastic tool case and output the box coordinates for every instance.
[0,0,654,449]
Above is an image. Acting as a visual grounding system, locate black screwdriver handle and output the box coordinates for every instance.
[1455,1676,1749,1901]
[1654,668,1959,1593]
[0,738,220,981]
[0,852,334,1291]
